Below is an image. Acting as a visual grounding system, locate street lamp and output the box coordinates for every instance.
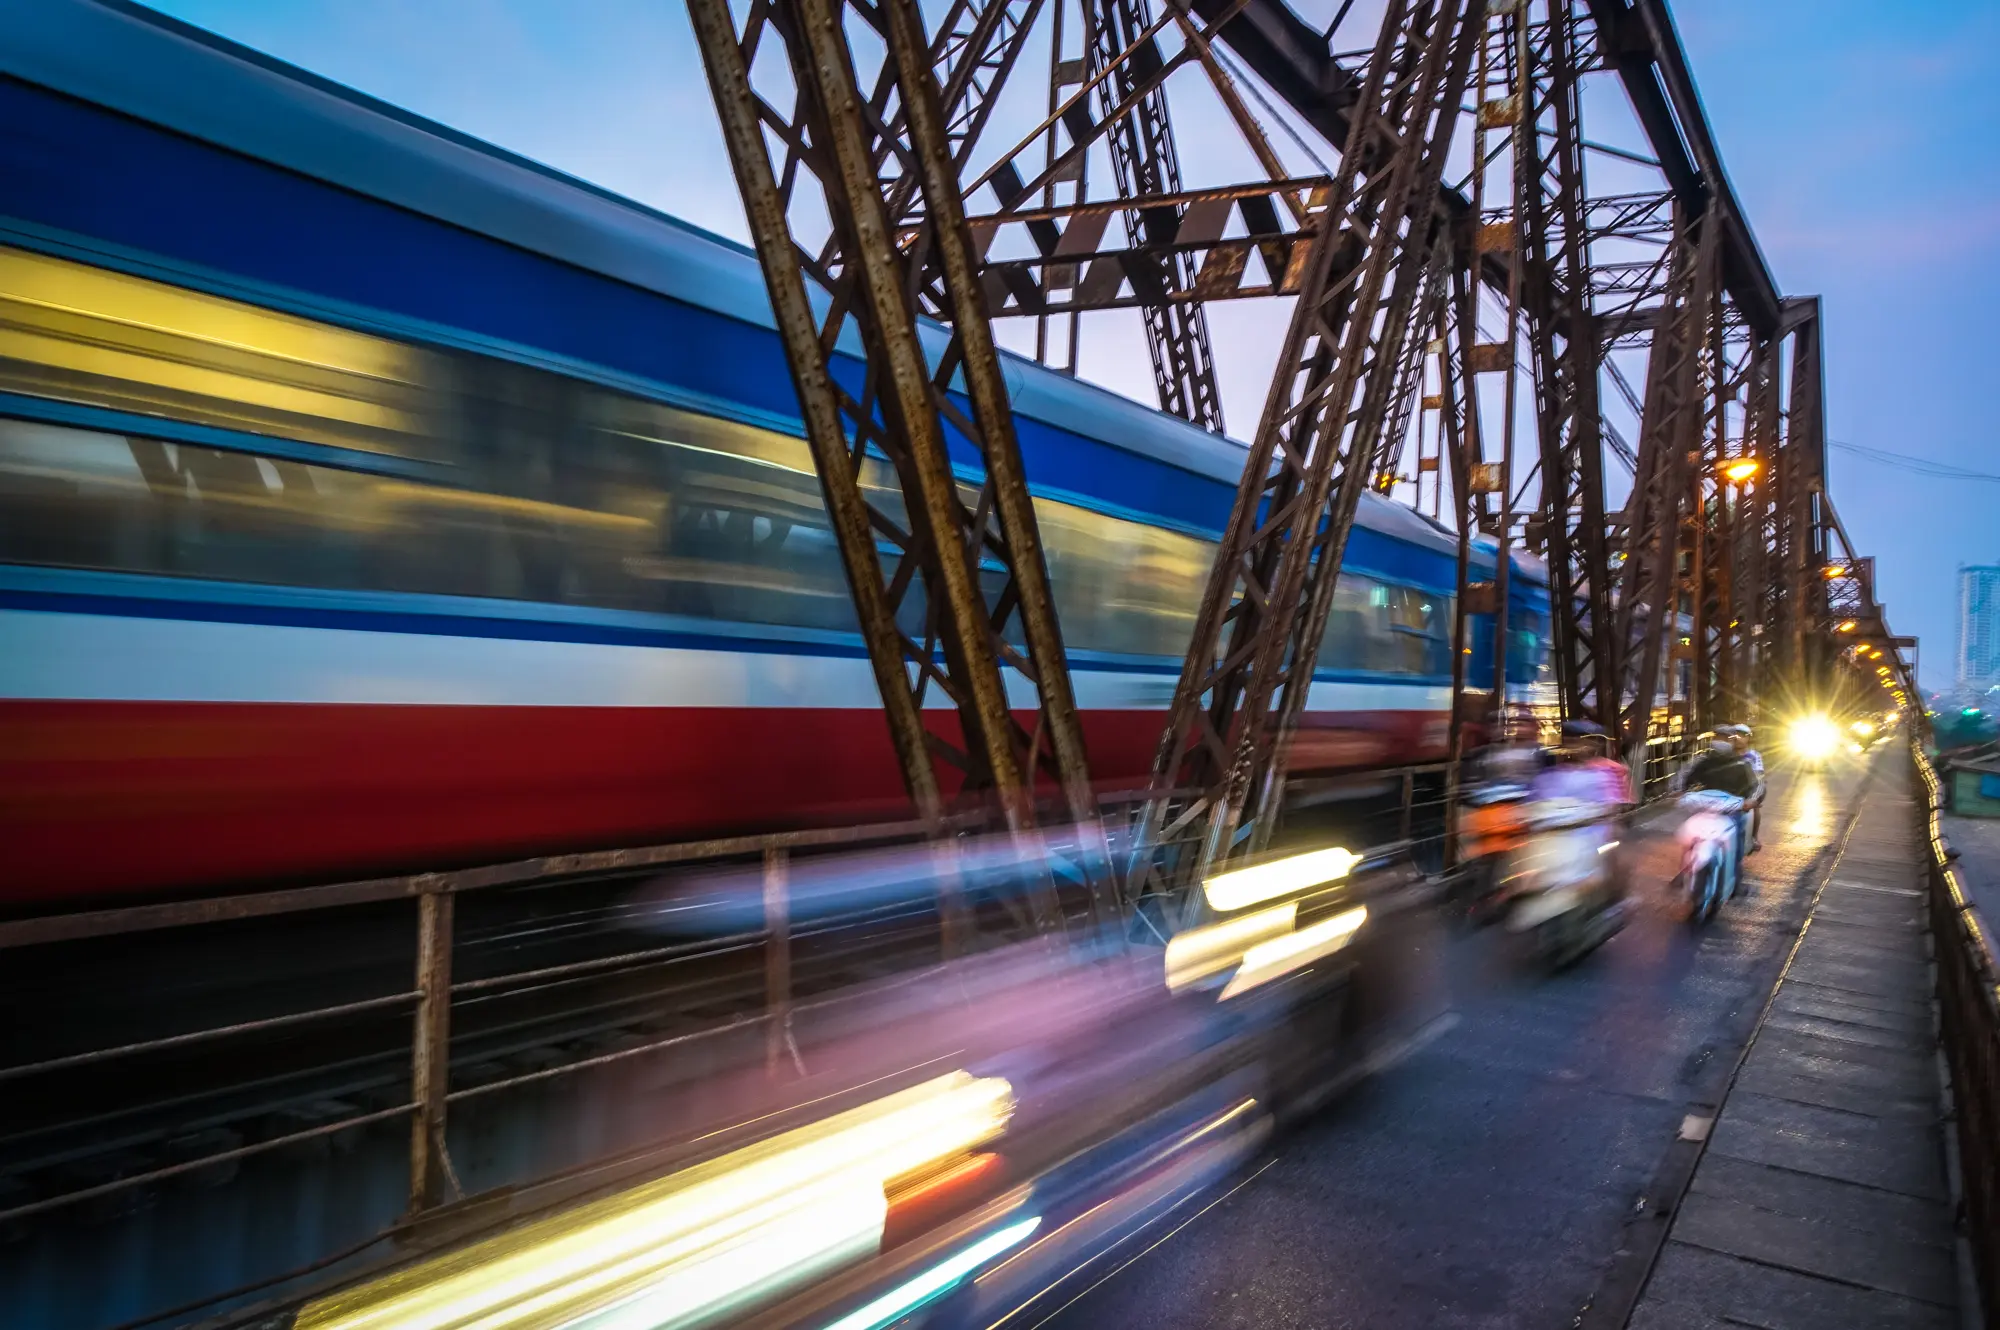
[1836,620,1857,632]
[1720,458,1760,483]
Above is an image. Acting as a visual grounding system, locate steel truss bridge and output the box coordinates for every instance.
[686,0,1917,905]
[0,3,1946,1328]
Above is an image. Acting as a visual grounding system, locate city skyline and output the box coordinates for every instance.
[1958,562,2000,699]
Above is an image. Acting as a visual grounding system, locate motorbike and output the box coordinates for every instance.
[1496,797,1627,968]
[1453,782,1531,928]
[1675,789,1745,924]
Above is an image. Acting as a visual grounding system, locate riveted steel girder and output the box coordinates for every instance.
[1520,0,1619,734]
[1133,0,1483,901]
[1615,200,1717,754]
[688,0,1101,933]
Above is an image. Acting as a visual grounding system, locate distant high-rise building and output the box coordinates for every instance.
[1957,564,2000,697]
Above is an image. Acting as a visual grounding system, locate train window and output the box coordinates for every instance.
[0,246,438,461]
[0,247,1457,675]
[0,410,861,630]
[1386,586,1450,677]
[1322,574,1393,672]
[1506,608,1551,685]
[1034,500,1209,658]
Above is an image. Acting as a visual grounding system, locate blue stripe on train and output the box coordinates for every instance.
[3,76,1253,536]
[0,75,1518,599]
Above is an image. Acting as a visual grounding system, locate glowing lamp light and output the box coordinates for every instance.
[1720,458,1760,483]
[1835,620,1857,633]
[1823,565,1850,579]
[1203,846,1363,913]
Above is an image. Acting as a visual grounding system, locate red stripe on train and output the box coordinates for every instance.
[0,702,1444,906]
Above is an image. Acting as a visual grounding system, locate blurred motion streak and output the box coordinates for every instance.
[817,1217,1041,1330]
[1202,846,1362,913]
[1163,904,1297,992]
[293,1072,1014,1330]
[1220,907,1369,1000]
[638,826,1126,935]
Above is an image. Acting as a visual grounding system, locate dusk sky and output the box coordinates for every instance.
[142,0,1999,689]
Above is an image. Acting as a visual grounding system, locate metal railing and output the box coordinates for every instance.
[0,753,1502,1330]
[1636,725,1702,805]
[1913,746,2000,1315]
[1,802,1126,1328]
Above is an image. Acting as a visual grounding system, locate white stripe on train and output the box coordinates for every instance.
[0,608,1451,713]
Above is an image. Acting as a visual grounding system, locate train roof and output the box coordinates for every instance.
[5,0,1535,580]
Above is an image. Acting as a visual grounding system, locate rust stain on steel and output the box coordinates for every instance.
[408,888,455,1213]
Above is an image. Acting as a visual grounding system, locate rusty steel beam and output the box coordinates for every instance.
[408,889,455,1213]
[1133,0,1482,899]
[1782,296,1828,688]
[1581,0,1780,335]
[1739,336,1781,715]
[1521,0,1619,732]
[688,0,1102,936]
[971,177,1328,313]
[1087,0,1227,431]
[1615,199,1718,755]
[962,0,1323,413]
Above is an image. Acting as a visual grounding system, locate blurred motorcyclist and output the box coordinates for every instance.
[1455,715,1545,923]
[1531,720,1630,899]
[1680,735,1757,893]
[1532,720,1631,809]
[1723,724,1766,852]
[1481,713,1547,788]
[1681,735,1757,799]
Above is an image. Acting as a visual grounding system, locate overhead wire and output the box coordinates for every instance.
[1210,44,1335,177]
[1829,438,2000,483]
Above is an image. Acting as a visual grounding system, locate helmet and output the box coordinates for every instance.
[1708,737,1734,756]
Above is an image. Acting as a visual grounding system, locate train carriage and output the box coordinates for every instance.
[0,0,1551,904]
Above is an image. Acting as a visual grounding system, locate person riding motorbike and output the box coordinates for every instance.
[1532,720,1631,809]
[1680,736,1757,896]
[1493,719,1629,963]
[1530,720,1631,897]
[1456,716,1544,921]
[1722,724,1767,852]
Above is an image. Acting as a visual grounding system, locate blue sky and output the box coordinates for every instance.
[140,0,1999,687]
[1669,0,2000,688]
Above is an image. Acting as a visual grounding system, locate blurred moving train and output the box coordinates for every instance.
[0,0,1551,905]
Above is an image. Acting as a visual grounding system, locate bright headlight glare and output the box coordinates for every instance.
[1165,904,1297,992]
[1788,714,1842,760]
[294,1072,1014,1330]
[1204,846,1362,913]
[1219,906,1368,1000]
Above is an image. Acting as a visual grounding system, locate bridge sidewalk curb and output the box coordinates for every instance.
[1572,755,1880,1330]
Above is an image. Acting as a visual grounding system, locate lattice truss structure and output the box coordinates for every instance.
[687,0,1903,906]
[1377,0,1870,756]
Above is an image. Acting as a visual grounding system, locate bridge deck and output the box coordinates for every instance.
[1629,755,1962,1329]
[1044,747,1966,1330]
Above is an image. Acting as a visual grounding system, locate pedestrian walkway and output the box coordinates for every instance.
[1629,752,1963,1328]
